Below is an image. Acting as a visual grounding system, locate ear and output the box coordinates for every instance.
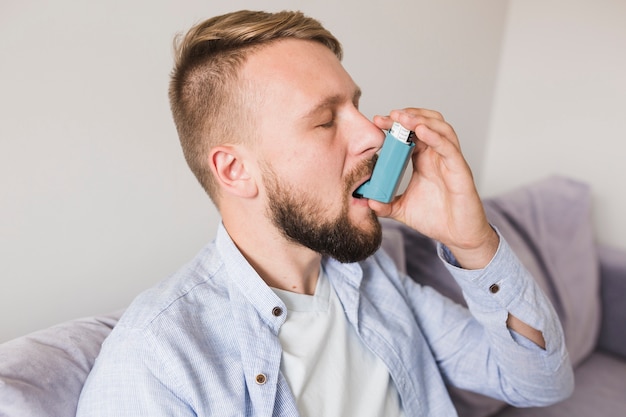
[209,145,258,199]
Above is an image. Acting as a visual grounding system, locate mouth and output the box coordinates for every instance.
[351,179,370,199]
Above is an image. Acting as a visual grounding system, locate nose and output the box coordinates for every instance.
[348,111,385,157]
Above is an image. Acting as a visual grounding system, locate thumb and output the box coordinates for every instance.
[368,198,394,218]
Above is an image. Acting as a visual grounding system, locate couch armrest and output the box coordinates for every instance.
[597,244,626,359]
[0,310,122,417]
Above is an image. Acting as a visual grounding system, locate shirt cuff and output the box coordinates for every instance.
[436,227,531,313]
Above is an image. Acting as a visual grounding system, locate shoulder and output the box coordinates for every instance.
[115,240,230,334]
[89,240,241,383]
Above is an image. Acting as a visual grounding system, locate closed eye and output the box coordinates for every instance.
[318,119,335,128]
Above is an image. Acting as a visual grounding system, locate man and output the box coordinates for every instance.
[77,10,573,416]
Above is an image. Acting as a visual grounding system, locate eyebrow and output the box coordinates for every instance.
[302,86,362,120]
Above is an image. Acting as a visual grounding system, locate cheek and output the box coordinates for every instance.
[263,143,350,210]
[287,150,344,189]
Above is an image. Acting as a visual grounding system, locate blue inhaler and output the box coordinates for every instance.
[354,122,415,203]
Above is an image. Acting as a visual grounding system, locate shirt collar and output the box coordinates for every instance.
[215,223,287,331]
[214,222,367,327]
[323,256,364,289]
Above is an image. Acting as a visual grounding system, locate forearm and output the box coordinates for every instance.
[507,313,546,349]
[436,231,573,404]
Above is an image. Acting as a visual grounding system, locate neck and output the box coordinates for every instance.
[223,215,322,295]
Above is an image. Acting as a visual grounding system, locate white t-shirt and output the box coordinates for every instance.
[271,269,404,417]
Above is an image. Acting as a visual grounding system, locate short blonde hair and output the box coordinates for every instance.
[168,10,342,203]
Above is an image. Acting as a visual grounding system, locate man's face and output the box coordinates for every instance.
[241,39,385,262]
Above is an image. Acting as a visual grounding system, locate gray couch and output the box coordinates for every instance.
[1,176,625,416]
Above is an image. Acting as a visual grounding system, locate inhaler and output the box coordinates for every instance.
[354,122,415,203]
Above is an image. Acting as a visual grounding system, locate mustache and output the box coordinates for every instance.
[345,154,378,192]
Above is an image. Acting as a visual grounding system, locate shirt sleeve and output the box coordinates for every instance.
[411,228,574,407]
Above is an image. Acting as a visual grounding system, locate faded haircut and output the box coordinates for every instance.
[168,10,343,204]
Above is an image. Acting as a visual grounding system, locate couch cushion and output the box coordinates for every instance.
[492,352,626,417]
[382,176,601,417]
[0,311,121,417]
[597,244,626,359]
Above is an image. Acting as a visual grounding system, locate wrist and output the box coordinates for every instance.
[446,227,500,270]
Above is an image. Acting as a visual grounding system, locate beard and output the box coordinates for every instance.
[263,157,382,263]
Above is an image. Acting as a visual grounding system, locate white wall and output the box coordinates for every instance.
[0,0,508,342]
[481,0,626,250]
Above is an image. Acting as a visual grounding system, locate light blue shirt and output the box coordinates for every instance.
[77,223,573,416]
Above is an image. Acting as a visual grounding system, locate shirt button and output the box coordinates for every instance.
[255,373,267,385]
[272,306,283,317]
[489,284,500,294]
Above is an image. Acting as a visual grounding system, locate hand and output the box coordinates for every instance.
[369,108,498,269]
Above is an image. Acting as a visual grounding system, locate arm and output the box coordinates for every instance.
[371,108,571,403]
[403,234,574,406]
[507,313,545,349]
[370,108,545,347]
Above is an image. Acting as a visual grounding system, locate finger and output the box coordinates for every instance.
[367,198,393,218]
[399,115,461,151]
[368,194,408,222]
[372,114,394,131]
[390,108,445,122]
[374,109,445,129]
[414,138,429,154]
[376,109,462,153]
[413,123,461,160]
